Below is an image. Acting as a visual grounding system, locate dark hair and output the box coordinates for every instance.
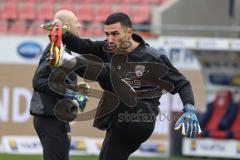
[104,12,132,28]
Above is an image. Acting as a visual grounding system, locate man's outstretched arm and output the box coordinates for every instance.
[159,54,201,138]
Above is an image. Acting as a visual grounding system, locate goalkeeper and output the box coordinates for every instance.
[30,10,87,160]
[48,12,201,160]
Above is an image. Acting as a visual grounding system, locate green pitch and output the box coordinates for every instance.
[0,154,208,160]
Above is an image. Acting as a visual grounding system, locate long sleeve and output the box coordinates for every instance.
[62,32,105,57]
[160,54,195,105]
[32,45,65,98]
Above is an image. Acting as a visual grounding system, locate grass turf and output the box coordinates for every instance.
[0,154,208,160]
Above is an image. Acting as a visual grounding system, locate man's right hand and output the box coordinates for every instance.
[40,19,66,31]
[64,89,88,112]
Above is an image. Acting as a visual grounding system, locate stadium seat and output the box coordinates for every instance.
[94,5,112,23]
[59,2,74,11]
[132,6,151,24]
[228,102,240,139]
[141,0,166,4]
[203,99,240,139]
[19,2,36,21]
[115,5,132,17]
[0,20,8,33]
[79,0,101,3]
[80,24,94,37]
[34,20,49,35]
[37,2,55,21]
[94,27,104,37]
[1,2,18,21]
[9,20,27,34]
[2,0,17,3]
[122,0,140,3]
[76,4,94,23]
[59,0,73,2]
[103,0,120,3]
[42,0,56,2]
[199,91,236,138]
[21,0,37,3]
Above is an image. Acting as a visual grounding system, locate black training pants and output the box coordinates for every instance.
[33,116,71,160]
[99,101,157,160]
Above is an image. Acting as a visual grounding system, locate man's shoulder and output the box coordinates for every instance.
[140,45,161,59]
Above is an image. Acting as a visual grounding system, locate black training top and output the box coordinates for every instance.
[62,32,195,129]
[62,32,194,104]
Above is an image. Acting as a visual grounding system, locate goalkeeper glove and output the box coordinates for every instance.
[64,90,88,112]
[174,104,201,138]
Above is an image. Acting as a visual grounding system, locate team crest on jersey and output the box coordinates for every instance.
[135,65,145,77]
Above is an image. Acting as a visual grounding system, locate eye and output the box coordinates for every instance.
[105,32,110,37]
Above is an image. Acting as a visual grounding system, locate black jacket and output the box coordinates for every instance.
[62,33,195,130]
[30,44,77,117]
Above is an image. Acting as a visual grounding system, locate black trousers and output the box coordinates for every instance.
[33,116,71,160]
[99,101,157,160]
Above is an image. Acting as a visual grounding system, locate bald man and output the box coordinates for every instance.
[30,10,86,160]
[54,10,81,37]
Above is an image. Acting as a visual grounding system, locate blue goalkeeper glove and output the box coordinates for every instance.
[174,104,201,138]
[64,90,88,112]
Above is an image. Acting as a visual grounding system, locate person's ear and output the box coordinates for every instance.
[66,24,71,31]
[127,28,133,36]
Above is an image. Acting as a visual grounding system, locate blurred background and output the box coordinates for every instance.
[0,0,240,159]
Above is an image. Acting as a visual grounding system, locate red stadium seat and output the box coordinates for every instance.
[205,91,232,130]
[103,0,120,3]
[9,20,27,34]
[0,20,8,33]
[41,0,55,2]
[199,91,236,139]
[229,103,240,139]
[19,2,36,21]
[59,2,74,11]
[141,0,166,4]
[21,0,37,3]
[37,2,55,21]
[33,20,49,35]
[122,0,140,3]
[58,0,73,2]
[79,0,101,3]
[76,4,94,23]
[1,2,18,20]
[80,24,94,37]
[94,5,112,23]
[115,5,132,17]
[94,27,104,37]
[204,99,239,139]
[132,5,151,24]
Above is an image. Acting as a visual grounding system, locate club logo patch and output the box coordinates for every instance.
[135,65,145,77]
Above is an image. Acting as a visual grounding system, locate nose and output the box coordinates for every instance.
[107,35,114,43]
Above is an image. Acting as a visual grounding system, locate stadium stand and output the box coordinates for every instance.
[199,91,237,139]
[115,5,132,18]
[231,102,240,139]
[19,2,36,22]
[1,1,18,21]
[9,19,27,34]
[76,4,94,23]
[122,0,140,4]
[0,0,169,36]
[217,102,240,139]
[132,5,151,24]
[0,20,8,33]
[94,4,113,23]
[59,2,74,11]
[37,2,55,22]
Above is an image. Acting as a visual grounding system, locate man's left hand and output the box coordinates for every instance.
[174,104,201,138]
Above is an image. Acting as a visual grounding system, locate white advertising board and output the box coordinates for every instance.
[183,138,240,159]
